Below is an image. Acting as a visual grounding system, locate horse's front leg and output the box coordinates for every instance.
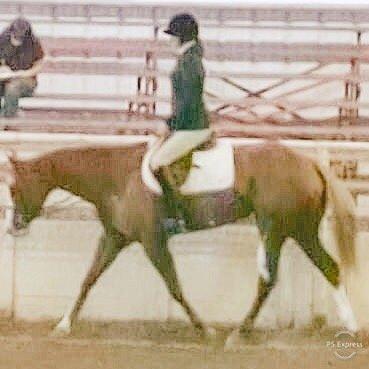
[143,229,215,340]
[52,230,128,336]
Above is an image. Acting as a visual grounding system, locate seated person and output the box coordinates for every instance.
[0,18,44,117]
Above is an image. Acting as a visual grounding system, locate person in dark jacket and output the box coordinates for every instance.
[166,14,209,131]
[151,13,213,234]
[0,18,44,117]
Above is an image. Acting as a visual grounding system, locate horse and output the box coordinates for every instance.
[0,138,358,348]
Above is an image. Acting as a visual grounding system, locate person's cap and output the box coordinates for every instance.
[164,13,198,39]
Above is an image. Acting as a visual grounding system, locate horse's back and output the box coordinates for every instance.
[234,141,324,214]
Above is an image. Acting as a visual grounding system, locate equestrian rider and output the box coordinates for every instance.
[151,13,213,233]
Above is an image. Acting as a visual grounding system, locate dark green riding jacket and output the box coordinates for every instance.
[167,42,210,131]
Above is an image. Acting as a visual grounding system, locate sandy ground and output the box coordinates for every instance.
[0,320,368,369]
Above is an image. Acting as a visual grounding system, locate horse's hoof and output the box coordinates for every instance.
[194,326,216,342]
[49,324,71,338]
[203,326,217,342]
[224,329,249,351]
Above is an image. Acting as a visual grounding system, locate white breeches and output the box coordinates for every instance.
[150,129,213,171]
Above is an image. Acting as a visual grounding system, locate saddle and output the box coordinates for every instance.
[143,135,235,196]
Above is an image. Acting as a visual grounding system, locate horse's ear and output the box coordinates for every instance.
[0,150,17,186]
[6,149,18,167]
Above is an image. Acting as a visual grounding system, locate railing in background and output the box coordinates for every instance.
[2,2,369,127]
[4,3,369,29]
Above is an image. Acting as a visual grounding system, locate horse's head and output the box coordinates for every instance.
[2,152,52,236]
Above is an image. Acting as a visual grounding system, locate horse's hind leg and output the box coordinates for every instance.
[144,231,213,339]
[296,227,358,332]
[226,230,284,349]
[52,230,128,336]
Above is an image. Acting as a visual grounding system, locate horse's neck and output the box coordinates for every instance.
[50,144,147,202]
[51,157,104,201]
[29,157,54,186]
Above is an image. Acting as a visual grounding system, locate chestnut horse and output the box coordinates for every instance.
[1,139,358,347]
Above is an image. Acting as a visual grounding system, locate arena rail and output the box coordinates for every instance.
[1,131,369,150]
[0,2,367,128]
[4,3,369,28]
[35,38,366,121]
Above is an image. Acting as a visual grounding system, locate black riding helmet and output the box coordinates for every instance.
[164,13,199,43]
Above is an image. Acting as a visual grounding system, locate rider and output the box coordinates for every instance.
[151,13,212,234]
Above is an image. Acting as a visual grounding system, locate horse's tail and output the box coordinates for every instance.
[316,164,357,269]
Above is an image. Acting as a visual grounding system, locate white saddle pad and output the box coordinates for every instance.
[142,138,235,195]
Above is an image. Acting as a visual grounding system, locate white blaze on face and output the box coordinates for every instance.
[4,207,14,234]
[333,284,358,333]
[0,207,14,246]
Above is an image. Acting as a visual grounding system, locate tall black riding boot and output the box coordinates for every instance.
[156,168,189,235]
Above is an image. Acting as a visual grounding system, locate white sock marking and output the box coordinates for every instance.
[333,284,358,332]
[56,314,71,331]
[55,303,74,332]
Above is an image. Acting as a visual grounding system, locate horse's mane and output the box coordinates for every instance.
[13,141,148,165]
[6,142,149,188]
